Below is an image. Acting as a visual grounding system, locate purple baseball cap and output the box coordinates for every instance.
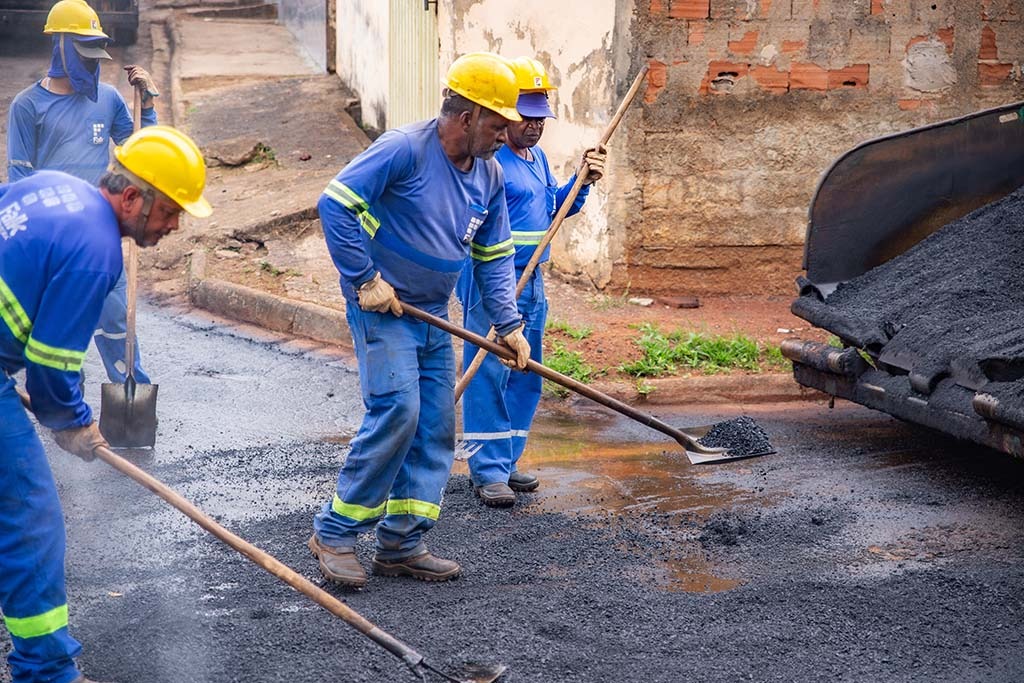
[516,92,556,119]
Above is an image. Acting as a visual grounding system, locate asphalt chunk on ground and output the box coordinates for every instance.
[697,415,773,456]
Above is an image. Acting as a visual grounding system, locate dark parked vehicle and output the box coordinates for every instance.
[0,0,139,45]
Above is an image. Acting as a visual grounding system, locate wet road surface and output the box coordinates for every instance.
[2,304,1023,682]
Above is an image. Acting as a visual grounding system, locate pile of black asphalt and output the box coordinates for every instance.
[792,185,1024,402]
[698,416,773,456]
[57,426,1024,683]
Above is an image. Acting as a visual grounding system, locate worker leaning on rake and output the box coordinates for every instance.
[6,0,161,389]
[457,57,606,507]
[0,127,211,683]
[310,52,531,588]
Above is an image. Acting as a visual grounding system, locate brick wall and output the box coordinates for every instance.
[622,0,1024,295]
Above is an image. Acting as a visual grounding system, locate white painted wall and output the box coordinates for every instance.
[278,0,327,71]
[336,0,390,132]
[438,0,626,287]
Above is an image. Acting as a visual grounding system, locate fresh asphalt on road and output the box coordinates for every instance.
[1,304,1022,682]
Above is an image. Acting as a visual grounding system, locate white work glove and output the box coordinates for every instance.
[582,145,607,186]
[124,65,160,102]
[357,272,404,316]
[53,422,108,462]
[498,325,531,370]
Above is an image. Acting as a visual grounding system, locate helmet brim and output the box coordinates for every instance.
[181,196,213,218]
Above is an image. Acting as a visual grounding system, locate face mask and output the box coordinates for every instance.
[47,34,101,102]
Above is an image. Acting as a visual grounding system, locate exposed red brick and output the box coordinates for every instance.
[980,26,999,60]
[979,62,1013,86]
[645,59,668,103]
[898,99,924,111]
[781,40,805,54]
[750,65,789,94]
[828,64,870,89]
[937,27,954,53]
[728,30,759,55]
[760,0,772,16]
[669,0,710,19]
[906,34,929,51]
[870,0,884,14]
[651,0,667,14]
[688,21,706,46]
[699,60,750,95]
[790,62,829,90]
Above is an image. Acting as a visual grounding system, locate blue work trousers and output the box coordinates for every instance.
[93,268,150,384]
[313,305,456,560]
[460,270,547,486]
[0,376,83,683]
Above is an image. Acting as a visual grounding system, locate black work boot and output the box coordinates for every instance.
[372,550,461,582]
[474,482,515,507]
[308,535,367,587]
[508,470,539,492]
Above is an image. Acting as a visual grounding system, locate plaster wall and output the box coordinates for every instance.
[278,0,327,71]
[336,0,389,131]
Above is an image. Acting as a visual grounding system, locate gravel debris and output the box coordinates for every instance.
[698,416,774,456]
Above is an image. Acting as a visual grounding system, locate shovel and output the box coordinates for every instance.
[99,87,158,448]
[402,305,771,464]
[18,386,506,683]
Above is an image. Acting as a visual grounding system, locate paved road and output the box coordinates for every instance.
[0,302,1020,682]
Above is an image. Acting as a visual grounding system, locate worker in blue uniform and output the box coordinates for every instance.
[0,126,211,683]
[310,52,531,588]
[457,57,607,507]
[6,0,161,387]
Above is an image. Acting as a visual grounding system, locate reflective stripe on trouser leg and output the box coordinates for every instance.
[460,279,513,487]
[93,267,151,384]
[508,274,548,468]
[376,316,456,560]
[313,307,421,548]
[0,377,83,683]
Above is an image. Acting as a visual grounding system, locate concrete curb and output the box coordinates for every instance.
[590,373,821,405]
[188,250,350,346]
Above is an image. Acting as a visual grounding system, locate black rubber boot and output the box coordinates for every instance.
[475,482,516,507]
[308,535,367,587]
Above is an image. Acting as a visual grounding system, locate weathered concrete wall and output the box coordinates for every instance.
[632,0,1024,295]
[336,0,389,131]
[439,0,637,288]
[278,0,327,71]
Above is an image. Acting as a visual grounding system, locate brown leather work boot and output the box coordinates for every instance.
[474,482,515,507]
[308,535,367,587]
[507,470,539,492]
[372,551,461,582]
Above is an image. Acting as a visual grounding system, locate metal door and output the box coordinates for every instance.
[387,0,440,128]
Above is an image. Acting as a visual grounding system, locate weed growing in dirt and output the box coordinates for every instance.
[763,345,790,369]
[619,324,773,376]
[253,143,278,165]
[543,340,595,397]
[547,319,593,340]
[259,260,285,276]
[635,378,656,397]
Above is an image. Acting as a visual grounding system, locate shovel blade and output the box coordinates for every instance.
[680,422,776,465]
[450,662,507,683]
[99,380,158,448]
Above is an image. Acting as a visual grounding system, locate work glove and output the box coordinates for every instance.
[125,65,160,102]
[498,325,531,370]
[357,272,404,316]
[53,422,108,462]
[582,145,607,185]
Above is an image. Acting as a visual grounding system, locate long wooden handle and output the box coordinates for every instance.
[124,90,143,380]
[454,64,650,400]
[403,304,707,452]
[92,444,426,668]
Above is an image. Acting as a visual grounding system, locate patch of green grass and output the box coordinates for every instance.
[635,378,656,397]
[259,260,285,276]
[763,344,789,369]
[543,340,594,397]
[252,142,278,165]
[619,324,772,377]
[546,319,593,340]
[827,334,843,348]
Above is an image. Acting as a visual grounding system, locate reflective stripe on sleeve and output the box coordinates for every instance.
[323,181,381,237]
[9,159,34,170]
[331,494,386,521]
[4,604,68,639]
[511,230,547,246]
[25,337,86,372]
[470,238,514,262]
[0,275,32,343]
[386,498,441,520]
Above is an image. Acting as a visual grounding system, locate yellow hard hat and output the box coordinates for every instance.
[510,57,555,93]
[43,0,108,38]
[444,52,522,122]
[113,126,213,218]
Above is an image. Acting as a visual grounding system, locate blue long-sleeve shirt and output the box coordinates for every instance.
[6,81,157,184]
[495,143,589,271]
[0,171,122,429]
[318,118,522,335]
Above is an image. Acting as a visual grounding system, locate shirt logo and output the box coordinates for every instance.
[91,122,106,145]
[462,204,488,244]
[0,202,28,240]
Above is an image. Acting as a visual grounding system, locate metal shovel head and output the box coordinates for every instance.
[99,377,158,448]
[681,423,776,465]
[423,661,507,683]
